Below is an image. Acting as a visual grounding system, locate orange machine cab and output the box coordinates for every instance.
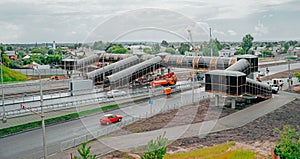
[164,87,172,95]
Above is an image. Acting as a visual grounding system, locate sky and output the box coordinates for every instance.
[0,0,300,43]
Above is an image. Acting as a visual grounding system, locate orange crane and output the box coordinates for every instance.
[187,29,198,53]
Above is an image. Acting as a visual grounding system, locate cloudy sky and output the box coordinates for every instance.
[0,0,299,43]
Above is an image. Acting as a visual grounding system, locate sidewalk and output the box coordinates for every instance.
[0,96,130,130]
[49,92,297,158]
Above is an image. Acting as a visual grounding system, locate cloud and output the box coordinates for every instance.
[213,30,225,36]
[254,22,269,36]
[0,0,299,42]
[227,30,237,36]
[0,22,22,43]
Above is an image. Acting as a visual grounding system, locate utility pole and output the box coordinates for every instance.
[192,59,195,104]
[0,50,6,123]
[32,67,47,159]
[102,52,105,89]
[210,28,213,57]
[288,59,291,91]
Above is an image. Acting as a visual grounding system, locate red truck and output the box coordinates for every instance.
[100,114,123,125]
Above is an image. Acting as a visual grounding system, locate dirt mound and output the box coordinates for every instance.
[169,99,300,157]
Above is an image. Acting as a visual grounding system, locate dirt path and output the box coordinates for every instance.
[168,98,300,157]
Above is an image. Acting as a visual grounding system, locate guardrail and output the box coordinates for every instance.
[1,81,203,118]
[59,93,212,153]
[0,79,70,96]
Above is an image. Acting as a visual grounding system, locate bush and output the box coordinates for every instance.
[73,142,96,159]
[274,125,300,158]
[141,132,168,159]
[294,72,300,82]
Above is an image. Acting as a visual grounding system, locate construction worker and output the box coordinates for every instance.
[266,67,270,75]
[257,73,261,82]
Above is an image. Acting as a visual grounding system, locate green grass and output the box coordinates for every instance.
[164,142,258,159]
[100,104,119,112]
[0,104,119,137]
[1,65,26,83]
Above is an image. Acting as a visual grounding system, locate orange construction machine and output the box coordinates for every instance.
[151,72,178,95]
[151,72,178,87]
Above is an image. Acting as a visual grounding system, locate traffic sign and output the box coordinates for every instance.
[148,99,153,105]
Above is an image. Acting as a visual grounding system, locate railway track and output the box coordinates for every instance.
[3,88,69,99]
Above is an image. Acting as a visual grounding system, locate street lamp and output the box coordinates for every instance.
[33,67,47,159]
[0,50,6,123]
[288,59,291,92]
[102,52,105,89]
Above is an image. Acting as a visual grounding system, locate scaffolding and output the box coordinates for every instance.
[87,55,140,84]
[107,56,162,89]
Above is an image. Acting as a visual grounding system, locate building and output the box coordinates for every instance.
[293,47,300,55]
[218,49,235,57]
[4,51,18,60]
[53,41,56,50]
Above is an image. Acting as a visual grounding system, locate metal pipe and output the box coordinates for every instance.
[288,59,291,91]
[34,67,47,159]
[192,60,195,104]
[102,53,105,89]
[1,51,6,122]
[210,27,213,57]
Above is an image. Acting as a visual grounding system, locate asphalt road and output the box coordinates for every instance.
[0,87,207,159]
[258,62,300,76]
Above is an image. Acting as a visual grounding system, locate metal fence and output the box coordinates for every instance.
[1,82,203,118]
[13,68,68,76]
[59,93,212,152]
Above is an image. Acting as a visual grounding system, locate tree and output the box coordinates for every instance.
[178,43,190,55]
[1,54,11,66]
[141,133,168,159]
[17,51,25,59]
[0,45,4,54]
[92,41,107,50]
[161,40,169,47]
[234,49,244,55]
[48,49,54,55]
[294,72,300,82]
[6,45,13,51]
[143,48,152,54]
[152,43,160,54]
[283,42,290,53]
[165,47,176,54]
[201,41,220,56]
[241,34,254,54]
[214,38,222,51]
[274,125,300,158]
[260,50,274,57]
[73,142,96,159]
[106,45,128,54]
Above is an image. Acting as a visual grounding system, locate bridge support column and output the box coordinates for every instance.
[215,94,219,107]
[231,97,236,109]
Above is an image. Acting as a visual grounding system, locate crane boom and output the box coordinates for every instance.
[187,29,197,52]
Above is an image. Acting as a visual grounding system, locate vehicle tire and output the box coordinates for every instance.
[118,118,122,122]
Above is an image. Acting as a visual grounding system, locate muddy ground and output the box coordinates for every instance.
[102,68,300,158]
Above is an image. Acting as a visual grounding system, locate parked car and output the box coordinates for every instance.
[270,84,280,94]
[100,114,123,125]
[106,90,127,98]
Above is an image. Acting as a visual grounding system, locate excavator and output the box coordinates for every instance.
[151,72,178,95]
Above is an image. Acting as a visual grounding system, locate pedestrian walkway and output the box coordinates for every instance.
[49,92,297,159]
[0,95,138,129]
